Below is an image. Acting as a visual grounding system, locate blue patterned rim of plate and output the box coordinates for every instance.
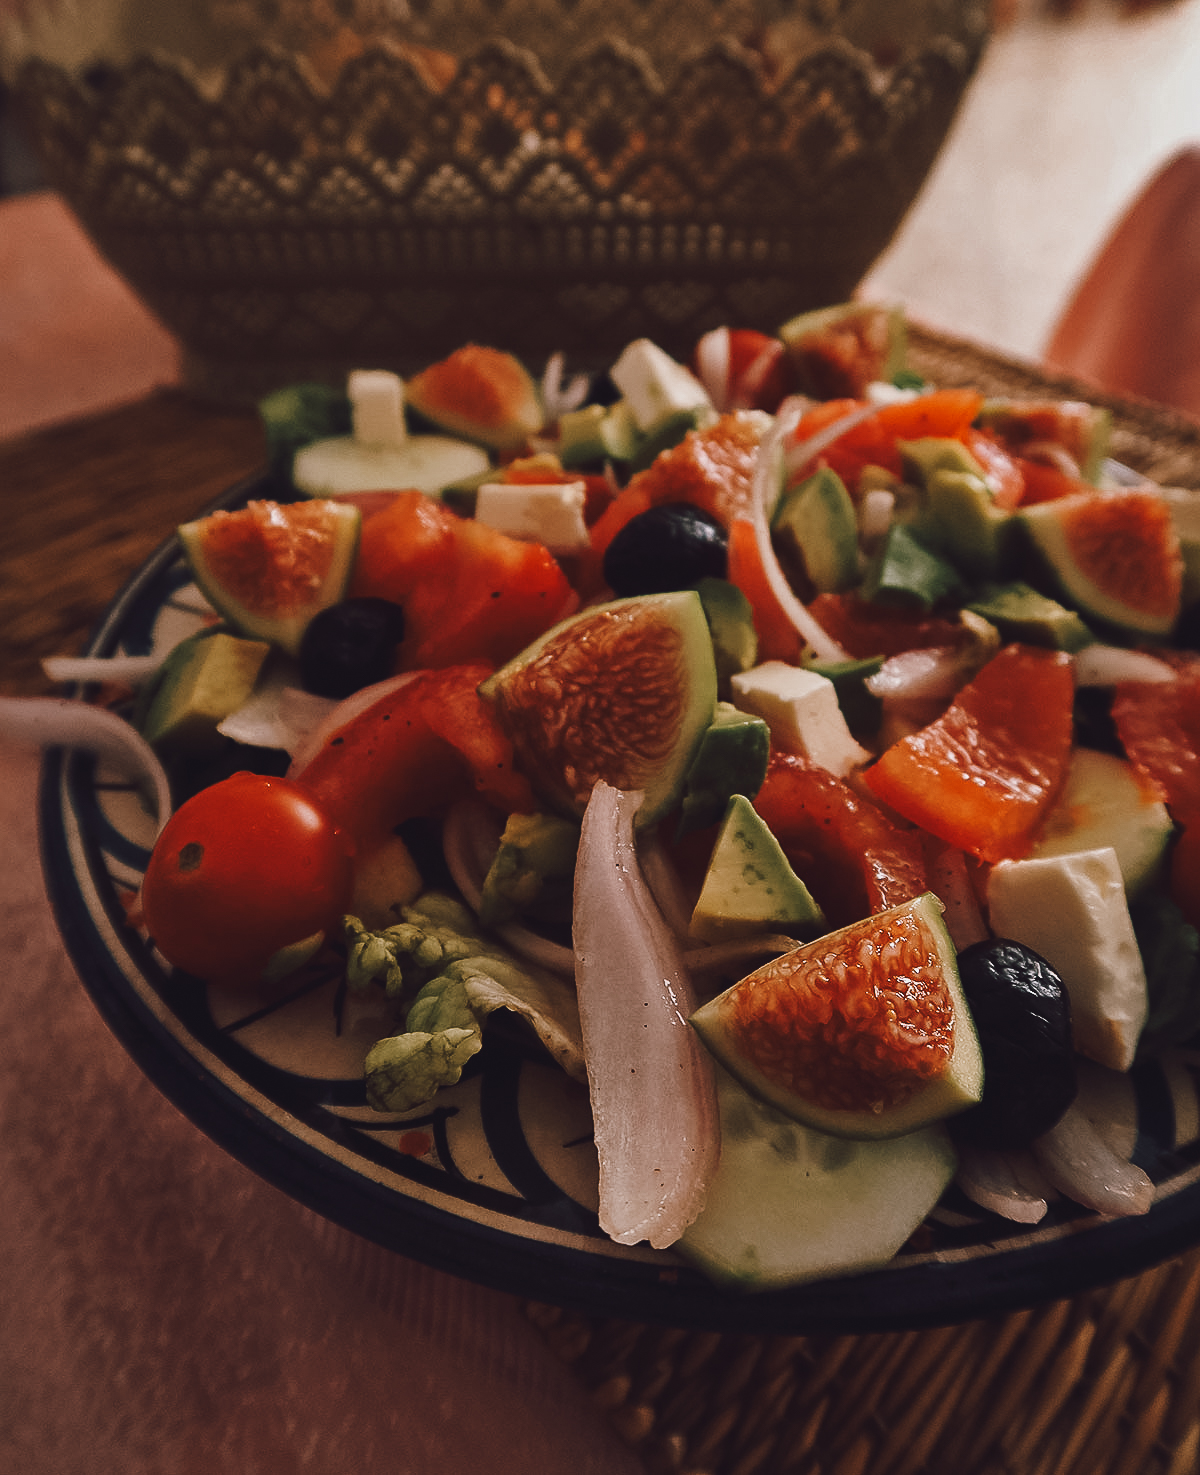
[36,473,1200,1334]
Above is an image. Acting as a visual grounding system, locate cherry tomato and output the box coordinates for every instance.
[141,772,355,989]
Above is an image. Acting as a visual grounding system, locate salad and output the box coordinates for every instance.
[35,307,1200,1291]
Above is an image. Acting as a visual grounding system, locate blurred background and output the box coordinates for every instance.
[3,0,1200,367]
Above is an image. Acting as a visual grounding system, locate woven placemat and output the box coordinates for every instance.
[524,327,1200,1475]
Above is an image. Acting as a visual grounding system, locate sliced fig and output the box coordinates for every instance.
[478,591,718,827]
[690,892,984,1140]
[405,344,544,453]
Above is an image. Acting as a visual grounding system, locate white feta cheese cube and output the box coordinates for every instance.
[348,369,407,448]
[730,661,870,778]
[986,847,1148,1072]
[609,338,712,433]
[474,482,590,554]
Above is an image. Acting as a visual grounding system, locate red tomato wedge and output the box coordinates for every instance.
[349,490,575,670]
[753,750,928,928]
[790,389,984,487]
[291,663,535,846]
[1112,662,1200,820]
[726,516,806,663]
[807,592,976,660]
[864,645,1075,864]
[1112,662,1200,929]
[961,429,1025,512]
[1014,456,1098,506]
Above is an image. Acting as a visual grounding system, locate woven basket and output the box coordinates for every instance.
[4,0,989,399]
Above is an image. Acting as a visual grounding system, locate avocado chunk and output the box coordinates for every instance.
[771,466,860,595]
[677,703,770,837]
[804,654,885,738]
[141,629,270,760]
[899,438,1014,580]
[860,521,964,610]
[557,402,609,467]
[478,811,580,926]
[966,580,1094,651]
[689,794,823,942]
[695,577,758,694]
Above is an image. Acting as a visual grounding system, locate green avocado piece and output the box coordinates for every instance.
[899,439,1014,581]
[478,811,580,926]
[597,400,641,463]
[966,580,1094,652]
[695,577,758,696]
[627,406,709,472]
[141,629,270,759]
[771,467,860,595]
[677,703,771,838]
[860,522,964,610]
[557,403,609,468]
[804,654,885,738]
[688,794,823,942]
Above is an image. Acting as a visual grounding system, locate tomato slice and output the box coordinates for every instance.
[753,750,928,928]
[1112,663,1200,819]
[726,516,805,663]
[806,592,974,660]
[791,389,985,486]
[1015,457,1097,506]
[292,663,535,845]
[349,490,575,669]
[864,645,1075,863]
[962,429,1025,512]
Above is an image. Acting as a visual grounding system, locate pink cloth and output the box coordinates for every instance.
[1045,147,1200,420]
[0,735,644,1475]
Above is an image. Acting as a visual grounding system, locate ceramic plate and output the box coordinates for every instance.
[38,474,1200,1334]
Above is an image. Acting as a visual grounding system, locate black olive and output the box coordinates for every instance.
[953,939,1077,1150]
[603,502,729,596]
[299,597,407,699]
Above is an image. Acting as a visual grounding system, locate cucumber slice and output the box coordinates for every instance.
[678,1066,957,1290]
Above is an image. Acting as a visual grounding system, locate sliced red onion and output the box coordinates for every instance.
[219,665,338,755]
[955,1144,1050,1224]
[747,408,850,664]
[866,645,974,703]
[1030,1098,1155,1217]
[637,831,697,940]
[693,327,732,412]
[540,352,591,422]
[782,400,881,483]
[1074,645,1176,687]
[0,696,172,835]
[857,487,895,547]
[573,781,720,1248]
[42,653,164,686]
[1021,440,1082,478]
